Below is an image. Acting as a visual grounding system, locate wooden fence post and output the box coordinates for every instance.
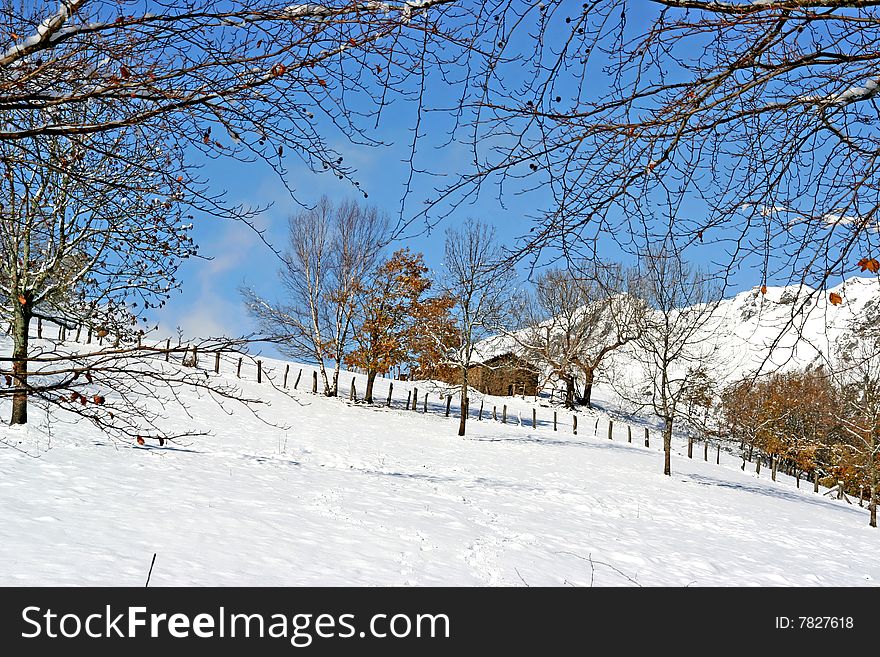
[75,324,82,342]
[532,408,537,428]
[413,388,418,411]
[573,414,578,435]
[423,395,427,413]
[814,472,819,493]
[594,417,600,436]
[716,445,721,465]
[687,436,693,459]
[493,405,497,421]
[294,369,302,389]
[215,351,221,374]
[406,391,412,410]
[165,338,171,362]
[387,382,394,407]
[838,481,844,500]
[771,456,777,482]
[860,485,865,507]
[193,346,199,368]
[607,420,613,440]
[553,411,557,431]
[237,357,243,379]
[704,441,709,461]
[502,405,507,424]
[312,371,318,393]
[644,427,649,448]
[627,425,632,443]
[445,395,451,417]
[283,364,289,388]
[478,399,484,420]
[756,459,761,475]
[37,317,42,338]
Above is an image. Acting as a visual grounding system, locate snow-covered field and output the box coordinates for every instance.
[0,345,877,586]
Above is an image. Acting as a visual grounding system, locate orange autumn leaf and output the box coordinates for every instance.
[136,436,145,446]
[317,78,327,87]
[17,294,26,305]
[829,292,843,306]
[857,257,880,273]
[760,285,767,295]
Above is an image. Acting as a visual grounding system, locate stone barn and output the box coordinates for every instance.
[467,353,539,397]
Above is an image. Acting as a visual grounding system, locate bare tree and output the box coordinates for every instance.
[508,264,643,409]
[0,105,193,425]
[243,197,387,396]
[623,248,721,476]
[440,219,513,436]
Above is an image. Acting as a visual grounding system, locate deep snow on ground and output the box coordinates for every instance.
[0,342,877,587]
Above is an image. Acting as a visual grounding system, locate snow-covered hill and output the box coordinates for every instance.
[0,324,877,586]
[683,275,878,385]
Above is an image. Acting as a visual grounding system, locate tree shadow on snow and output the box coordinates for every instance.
[682,473,868,518]
[468,433,650,457]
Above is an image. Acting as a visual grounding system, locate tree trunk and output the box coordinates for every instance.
[871,443,877,528]
[564,377,575,409]
[458,369,469,436]
[871,485,877,529]
[364,369,377,404]
[580,368,595,408]
[662,416,673,476]
[327,366,339,397]
[10,302,31,425]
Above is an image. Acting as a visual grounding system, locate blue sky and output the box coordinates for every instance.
[153,4,774,346]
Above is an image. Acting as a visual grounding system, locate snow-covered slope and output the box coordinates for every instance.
[686,275,879,384]
[0,335,877,586]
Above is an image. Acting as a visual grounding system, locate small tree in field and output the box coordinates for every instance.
[243,197,387,396]
[626,248,720,476]
[441,220,513,436]
[345,249,433,403]
[510,263,643,409]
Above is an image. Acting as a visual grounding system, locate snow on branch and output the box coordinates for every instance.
[0,0,87,67]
